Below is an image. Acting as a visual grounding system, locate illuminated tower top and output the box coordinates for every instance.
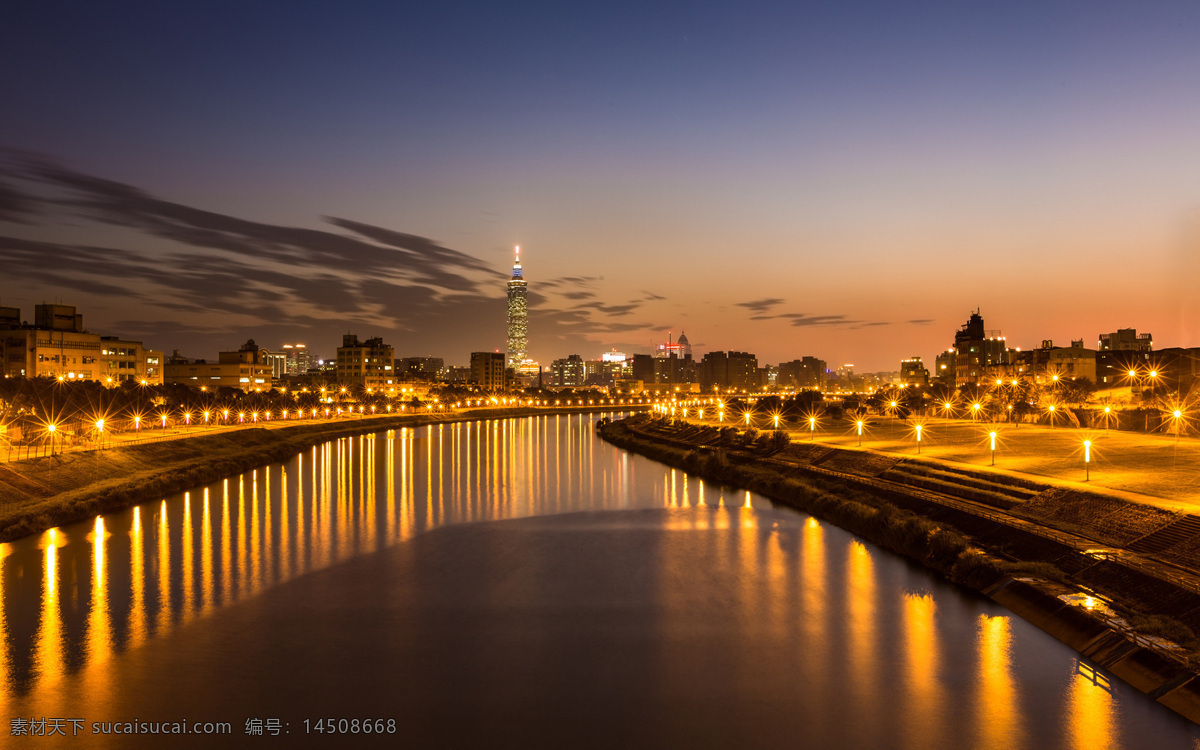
[506,245,527,366]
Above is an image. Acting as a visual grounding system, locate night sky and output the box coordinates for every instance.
[3,1,1199,370]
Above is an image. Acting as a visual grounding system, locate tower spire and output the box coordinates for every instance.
[506,245,528,365]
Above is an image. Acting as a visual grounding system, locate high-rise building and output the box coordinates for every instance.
[1099,328,1153,352]
[777,357,827,389]
[164,339,271,391]
[507,246,528,367]
[699,351,759,393]
[336,334,396,391]
[281,343,310,375]
[471,351,508,390]
[899,356,930,387]
[550,354,586,388]
[941,310,1007,386]
[0,303,162,384]
[398,356,444,380]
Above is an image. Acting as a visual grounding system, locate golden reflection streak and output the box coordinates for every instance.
[801,518,826,640]
[1066,662,1118,750]
[201,489,213,613]
[847,541,877,711]
[530,417,539,508]
[976,615,1023,749]
[356,436,364,554]
[470,422,478,523]
[464,422,474,523]
[221,479,232,606]
[312,446,321,571]
[265,466,275,587]
[182,492,194,620]
[237,477,248,597]
[281,466,291,582]
[367,435,377,552]
[0,543,9,716]
[902,593,942,749]
[0,540,8,700]
[86,516,112,671]
[437,427,445,530]
[764,519,786,637]
[341,440,352,559]
[399,428,411,540]
[251,470,262,593]
[427,428,435,529]
[128,507,146,649]
[33,529,64,689]
[386,432,396,543]
[157,501,171,635]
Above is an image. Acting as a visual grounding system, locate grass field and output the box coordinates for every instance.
[692,414,1200,509]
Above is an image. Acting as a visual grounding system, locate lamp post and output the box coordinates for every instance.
[857,419,864,447]
[1173,410,1183,443]
[989,431,997,466]
[809,416,816,441]
[915,423,922,454]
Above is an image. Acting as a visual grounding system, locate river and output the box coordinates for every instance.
[1,413,1197,747]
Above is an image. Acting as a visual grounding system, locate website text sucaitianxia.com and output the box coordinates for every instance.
[11,716,400,737]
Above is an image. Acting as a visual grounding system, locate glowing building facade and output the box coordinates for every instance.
[506,246,527,367]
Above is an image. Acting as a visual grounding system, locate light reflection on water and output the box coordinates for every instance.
[0,412,1195,747]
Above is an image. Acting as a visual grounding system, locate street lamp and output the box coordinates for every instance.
[809,416,816,441]
[989,431,997,466]
[1083,439,1092,480]
[915,423,922,454]
[856,419,864,447]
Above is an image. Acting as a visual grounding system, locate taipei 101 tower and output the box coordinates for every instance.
[506,245,527,367]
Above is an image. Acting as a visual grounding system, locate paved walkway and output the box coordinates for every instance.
[689,414,1200,511]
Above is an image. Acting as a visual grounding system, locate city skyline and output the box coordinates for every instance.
[3,2,1200,370]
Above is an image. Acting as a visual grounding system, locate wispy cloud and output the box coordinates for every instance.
[0,151,656,359]
[746,310,889,328]
[736,297,785,313]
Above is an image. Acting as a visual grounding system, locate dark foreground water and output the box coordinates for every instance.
[1,413,1197,748]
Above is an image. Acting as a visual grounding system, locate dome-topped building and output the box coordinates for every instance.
[676,331,691,359]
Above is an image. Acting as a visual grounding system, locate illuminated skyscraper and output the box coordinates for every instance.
[506,245,527,367]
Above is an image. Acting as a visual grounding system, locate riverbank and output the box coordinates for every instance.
[0,406,637,543]
[598,414,1200,723]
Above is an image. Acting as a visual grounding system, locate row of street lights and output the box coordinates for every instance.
[664,404,1115,482]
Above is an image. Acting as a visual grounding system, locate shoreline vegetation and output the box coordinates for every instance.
[598,413,1200,724]
[0,405,630,544]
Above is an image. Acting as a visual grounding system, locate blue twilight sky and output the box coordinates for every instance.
[2,1,1199,370]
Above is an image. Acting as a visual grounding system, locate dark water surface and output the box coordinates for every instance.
[1,413,1197,748]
